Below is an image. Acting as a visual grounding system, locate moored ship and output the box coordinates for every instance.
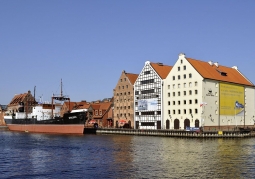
[4,80,88,134]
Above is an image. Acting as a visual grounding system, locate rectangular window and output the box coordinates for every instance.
[184,100,186,105]
[184,74,186,79]
[141,79,154,84]
[184,66,186,70]
[173,92,175,96]
[178,110,181,114]
[144,71,150,75]
[168,85,170,89]
[168,93,170,97]
[189,90,192,95]
[168,101,170,105]
[178,67,180,71]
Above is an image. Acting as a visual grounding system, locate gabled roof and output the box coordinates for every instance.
[187,58,254,86]
[125,72,138,85]
[150,62,173,79]
[8,91,32,106]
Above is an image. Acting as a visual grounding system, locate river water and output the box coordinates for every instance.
[1,129,255,179]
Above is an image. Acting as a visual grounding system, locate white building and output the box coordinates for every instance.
[163,53,255,131]
[134,61,172,129]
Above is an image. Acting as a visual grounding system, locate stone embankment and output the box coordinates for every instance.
[93,128,255,138]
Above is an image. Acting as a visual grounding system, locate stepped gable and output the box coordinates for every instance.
[187,58,254,86]
[150,62,173,79]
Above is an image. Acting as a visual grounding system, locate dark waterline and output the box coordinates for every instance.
[1,129,255,179]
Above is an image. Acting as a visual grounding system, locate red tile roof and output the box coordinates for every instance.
[187,58,254,86]
[125,73,139,85]
[150,62,173,79]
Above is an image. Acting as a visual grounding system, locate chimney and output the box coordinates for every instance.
[232,66,238,70]
[208,61,213,66]
[214,62,219,67]
[179,53,185,58]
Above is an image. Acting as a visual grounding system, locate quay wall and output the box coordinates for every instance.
[93,128,255,138]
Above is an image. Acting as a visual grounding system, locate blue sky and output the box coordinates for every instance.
[1,1,255,104]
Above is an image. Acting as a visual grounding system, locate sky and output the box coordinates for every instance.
[1,0,255,104]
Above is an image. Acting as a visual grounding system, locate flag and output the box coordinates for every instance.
[200,102,207,107]
[235,101,244,108]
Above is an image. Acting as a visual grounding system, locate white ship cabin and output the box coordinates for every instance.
[31,104,62,120]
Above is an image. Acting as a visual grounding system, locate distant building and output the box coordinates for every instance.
[113,70,138,128]
[87,98,113,128]
[5,90,36,116]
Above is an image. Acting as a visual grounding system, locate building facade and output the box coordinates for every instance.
[134,61,172,129]
[163,53,255,130]
[113,70,138,128]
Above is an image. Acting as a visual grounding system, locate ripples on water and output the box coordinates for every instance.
[1,129,255,179]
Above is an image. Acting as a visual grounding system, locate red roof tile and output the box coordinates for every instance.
[187,58,254,86]
[150,62,172,79]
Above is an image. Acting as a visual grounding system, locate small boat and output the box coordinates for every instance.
[4,80,87,134]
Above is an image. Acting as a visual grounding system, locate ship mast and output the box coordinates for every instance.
[51,79,70,118]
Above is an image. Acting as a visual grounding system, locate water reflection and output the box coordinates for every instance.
[1,130,255,178]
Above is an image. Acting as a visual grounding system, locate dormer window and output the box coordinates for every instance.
[216,69,227,76]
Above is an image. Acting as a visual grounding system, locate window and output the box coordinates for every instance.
[178,84,180,88]
[184,66,186,70]
[178,101,180,105]
[189,82,192,87]
[184,83,186,88]
[178,67,180,71]
[95,110,98,115]
[173,76,175,80]
[168,93,170,97]
[189,73,192,78]
[120,79,122,82]
[189,109,192,114]
[168,101,170,105]
[128,92,130,95]
[122,86,124,89]
[184,100,186,104]
[144,71,150,75]
[178,75,180,80]
[184,91,186,96]
[173,84,175,89]
[195,82,198,86]
[195,90,198,94]
[189,100,192,104]
[195,99,198,104]
[173,92,175,96]
[124,78,126,81]
[178,110,181,114]
[128,106,130,109]
[126,85,128,88]
[189,90,192,95]
[184,74,186,79]
[195,109,198,114]
[99,110,102,115]
[178,91,180,96]
[173,101,176,105]
[181,60,183,64]
[173,110,176,114]
[184,109,186,114]
[168,110,170,115]
[141,79,154,84]
[168,85,170,89]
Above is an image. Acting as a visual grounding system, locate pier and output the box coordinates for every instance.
[86,128,255,138]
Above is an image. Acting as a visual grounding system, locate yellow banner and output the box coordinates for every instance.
[220,83,244,115]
